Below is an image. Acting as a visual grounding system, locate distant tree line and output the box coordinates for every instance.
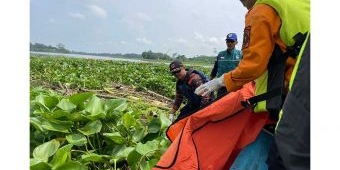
[30,42,215,63]
[30,43,70,53]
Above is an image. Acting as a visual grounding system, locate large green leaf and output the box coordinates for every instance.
[105,98,127,112]
[30,117,45,132]
[81,153,110,163]
[112,146,134,162]
[85,96,104,115]
[103,132,126,144]
[54,161,86,170]
[66,134,87,146]
[30,158,52,170]
[35,94,59,111]
[68,92,94,106]
[57,99,77,112]
[132,127,146,143]
[122,113,136,129]
[50,144,73,168]
[147,118,161,133]
[67,111,88,122]
[127,149,142,170]
[77,120,102,135]
[140,159,158,170]
[135,140,158,156]
[33,139,60,162]
[159,112,171,131]
[41,119,72,133]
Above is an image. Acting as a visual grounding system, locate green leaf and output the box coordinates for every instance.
[159,112,171,130]
[69,92,94,106]
[132,127,146,143]
[140,159,158,170]
[50,144,73,168]
[68,111,88,122]
[33,139,60,162]
[105,98,127,112]
[104,132,126,144]
[57,99,77,112]
[41,120,72,133]
[78,120,102,135]
[66,134,87,146]
[135,140,158,156]
[147,118,161,133]
[85,96,104,115]
[30,117,45,132]
[112,146,134,162]
[127,149,142,170]
[30,158,52,170]
[122,113,136,129]
[54,161,86,170]
[81,153,109,163]
[35,94,59,111]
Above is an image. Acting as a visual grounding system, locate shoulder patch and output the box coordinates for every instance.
[242,26,251,49]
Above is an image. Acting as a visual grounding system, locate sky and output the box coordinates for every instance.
[30,0,247,57]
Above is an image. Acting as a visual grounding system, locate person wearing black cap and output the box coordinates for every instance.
[168,60,214,122]
[210,33,242,97]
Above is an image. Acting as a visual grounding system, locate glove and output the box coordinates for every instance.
[169,113,175,122]
[195,76,225,97]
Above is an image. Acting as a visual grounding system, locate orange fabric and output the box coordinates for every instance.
[223,4,295,92]
[153,83,270,170]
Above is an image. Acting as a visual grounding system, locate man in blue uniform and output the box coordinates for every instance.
[210,33,242,97]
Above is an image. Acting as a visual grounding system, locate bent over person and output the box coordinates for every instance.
[168,60,214,122]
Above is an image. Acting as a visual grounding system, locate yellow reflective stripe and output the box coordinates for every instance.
[254,70,268,113]
[289,33,310,89]
[275,110,283,131]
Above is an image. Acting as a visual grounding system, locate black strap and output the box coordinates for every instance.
[285,32,308,59]
[241,88,282,108]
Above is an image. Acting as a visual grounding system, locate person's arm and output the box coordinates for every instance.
[172,87,183,113]
[223,4,283,92]
[189,73,211,106]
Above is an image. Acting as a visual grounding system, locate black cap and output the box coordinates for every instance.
[169,60,183,73]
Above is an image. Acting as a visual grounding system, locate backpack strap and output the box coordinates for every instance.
[241,32,308,112]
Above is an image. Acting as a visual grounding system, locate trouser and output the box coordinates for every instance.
[177,104,199,120]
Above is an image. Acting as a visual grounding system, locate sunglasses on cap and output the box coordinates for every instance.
[226,39,236,43]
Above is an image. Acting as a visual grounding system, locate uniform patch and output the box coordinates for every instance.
[242,26,251,49]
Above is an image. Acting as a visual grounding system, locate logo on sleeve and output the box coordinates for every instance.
[242,26,251,49]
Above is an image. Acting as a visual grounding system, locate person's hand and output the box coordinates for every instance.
[168,109,176,122]
[195,76,225,96]
[169,113,175,122]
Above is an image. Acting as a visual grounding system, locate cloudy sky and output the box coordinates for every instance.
[30,0,247,57]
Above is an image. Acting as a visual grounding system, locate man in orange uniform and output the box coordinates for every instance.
[195,0,309,169]
[196,3,295,96]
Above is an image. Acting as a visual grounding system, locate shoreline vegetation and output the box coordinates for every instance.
[30,53,214,169]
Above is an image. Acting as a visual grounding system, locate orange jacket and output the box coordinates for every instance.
[223,4,296,92]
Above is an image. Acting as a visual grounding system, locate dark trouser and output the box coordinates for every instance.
[267,36,310,170]
[177,104,199,120]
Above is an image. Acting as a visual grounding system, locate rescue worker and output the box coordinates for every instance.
[195,0,310,169]
[210,33,242,97]
[168,60,214,122]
